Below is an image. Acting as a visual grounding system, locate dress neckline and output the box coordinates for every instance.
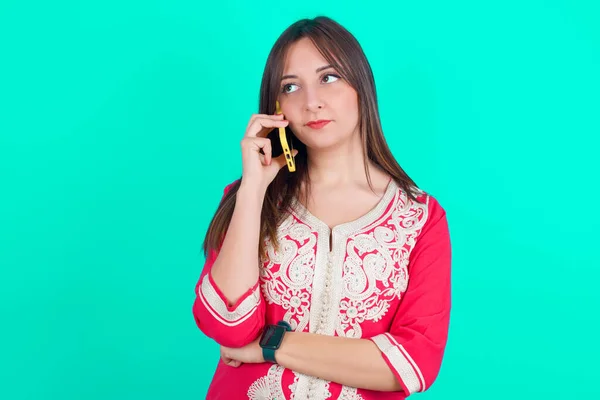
[289,178,398,236]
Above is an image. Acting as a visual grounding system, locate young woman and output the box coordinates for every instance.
[192,16,452,400]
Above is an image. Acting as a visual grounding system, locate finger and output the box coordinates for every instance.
[254,118,289,138]
[240,137,270,149]
[260,140,272,166]
[246,118,289,138]
[246,113,285,131]
[241,138,272,164]
[222,356,242,368]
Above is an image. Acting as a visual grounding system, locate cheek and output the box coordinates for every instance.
[286,112,303,131]
[337,92,359,126]
[328,84,358,111]
[280,102,304,128]
[340,89,359,111]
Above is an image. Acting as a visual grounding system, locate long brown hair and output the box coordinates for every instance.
[203,16,422,258]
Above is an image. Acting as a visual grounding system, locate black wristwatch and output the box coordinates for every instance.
[259,320,292,363]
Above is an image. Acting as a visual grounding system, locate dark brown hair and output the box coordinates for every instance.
[203,16,422,258]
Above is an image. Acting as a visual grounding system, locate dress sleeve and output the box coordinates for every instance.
[192,180,266,348]
[368,194,452,395]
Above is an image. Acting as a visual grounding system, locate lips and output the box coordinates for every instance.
[306,120,331,129]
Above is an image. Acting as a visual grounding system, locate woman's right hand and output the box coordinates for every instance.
[240,113,298,190]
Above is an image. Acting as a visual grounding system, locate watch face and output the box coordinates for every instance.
[260,325,286,349]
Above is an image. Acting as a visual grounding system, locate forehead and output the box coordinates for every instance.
[282,38,329,74]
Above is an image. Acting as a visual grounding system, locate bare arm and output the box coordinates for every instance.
[193,112,295,347]
[208,111,294,306]
[209,182,266,306]
[277,332,402,392]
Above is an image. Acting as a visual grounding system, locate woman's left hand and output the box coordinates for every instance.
[220,338,265,367]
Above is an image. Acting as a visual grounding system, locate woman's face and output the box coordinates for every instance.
[278,38,360,150]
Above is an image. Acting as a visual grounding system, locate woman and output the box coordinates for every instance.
[192,16,452,400]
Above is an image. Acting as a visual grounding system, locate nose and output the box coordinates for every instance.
[304,86,324,112]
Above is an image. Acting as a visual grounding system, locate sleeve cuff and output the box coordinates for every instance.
[370,333,425,394]
[197,272,261,327]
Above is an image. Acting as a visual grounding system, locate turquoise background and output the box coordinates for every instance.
[1,0,599,398]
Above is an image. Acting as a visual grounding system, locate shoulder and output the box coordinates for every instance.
[409,188,449,246]
[417,190,446,221]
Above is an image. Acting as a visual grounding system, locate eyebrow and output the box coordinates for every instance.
[281,65,335,81]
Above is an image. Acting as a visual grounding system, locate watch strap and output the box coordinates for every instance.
[262,347,277,363]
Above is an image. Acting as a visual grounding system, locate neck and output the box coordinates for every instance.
[305,132,375,188]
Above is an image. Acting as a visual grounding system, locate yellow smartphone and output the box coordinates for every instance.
[276,100,296,172]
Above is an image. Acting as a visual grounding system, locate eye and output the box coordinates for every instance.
[322,74,340,84]
[282,83,299,94]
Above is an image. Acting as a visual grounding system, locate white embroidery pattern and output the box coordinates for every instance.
[259,215,331,399]
[260,215,317,332]
[287,181,410,399]
[338,386,365,400]
[198,274,260,326]
[247,364,287,399]
[337,191,429,338]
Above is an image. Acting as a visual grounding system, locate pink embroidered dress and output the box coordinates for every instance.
[193,179,452,399]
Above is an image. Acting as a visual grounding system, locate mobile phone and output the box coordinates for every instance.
[276,101,296,172]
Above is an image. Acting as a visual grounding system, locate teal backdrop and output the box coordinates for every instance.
[1,0,599,399]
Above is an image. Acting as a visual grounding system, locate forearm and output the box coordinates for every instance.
[210,182,266,305]
[276,332,402,392]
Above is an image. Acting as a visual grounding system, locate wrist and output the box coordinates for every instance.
[238,181,268,201]
[275,331,294,366]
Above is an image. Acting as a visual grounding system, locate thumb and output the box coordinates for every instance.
[271,149,299,170]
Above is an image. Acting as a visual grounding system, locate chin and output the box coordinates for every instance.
[302,136,349,152]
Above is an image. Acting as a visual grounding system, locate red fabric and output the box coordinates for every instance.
[192,180,452,399]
